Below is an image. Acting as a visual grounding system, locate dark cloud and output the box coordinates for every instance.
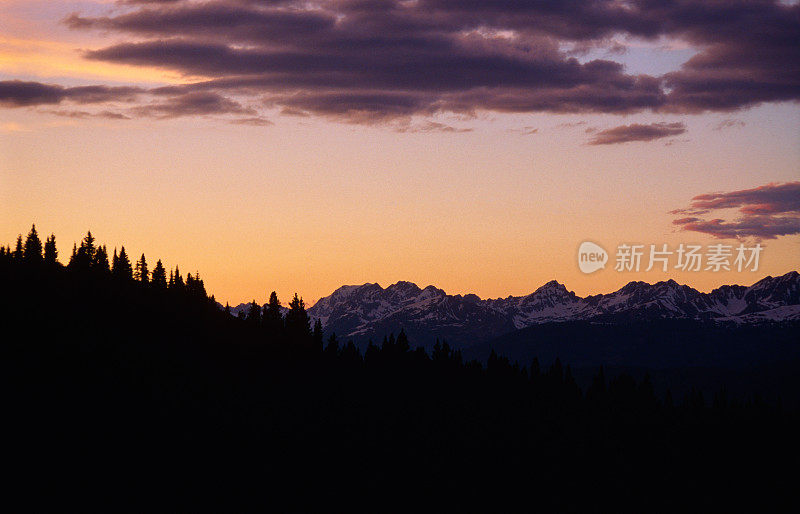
[0,80,142,107]
[5,1,799,123]
[671,182,800,240]
[658,1,800,113]
[0,80,65,106]
[133,91,255,118]
[0,79,254,124]
[230,116,273,126]
[672,215,800,240]
[395,121,472,133]
[672,182,800,216]
[588,121,686,145]
[46,109,131,120]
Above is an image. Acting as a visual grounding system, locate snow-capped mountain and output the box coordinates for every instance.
[305,271,800,346]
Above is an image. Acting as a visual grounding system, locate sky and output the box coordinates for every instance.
[1,0,799,306]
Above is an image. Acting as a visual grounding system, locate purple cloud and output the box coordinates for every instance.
[0,80,141,107]
[2,1,798,124]
[671,182,800,240]
[588,122,686,145]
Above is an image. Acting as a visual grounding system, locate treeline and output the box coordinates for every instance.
[1,226,798,510]
[1,225,324,352]
[1,225,208,298]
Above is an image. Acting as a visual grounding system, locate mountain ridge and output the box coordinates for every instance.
[230,271,800,346]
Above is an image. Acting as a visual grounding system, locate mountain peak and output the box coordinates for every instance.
[387,280,422,292]
[537,279,567,291]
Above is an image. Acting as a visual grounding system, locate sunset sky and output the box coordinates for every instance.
[1,0,798,306]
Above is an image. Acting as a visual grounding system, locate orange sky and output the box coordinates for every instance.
[1,0,799,305]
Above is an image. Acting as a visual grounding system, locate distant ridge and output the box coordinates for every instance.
[228,272,800,346]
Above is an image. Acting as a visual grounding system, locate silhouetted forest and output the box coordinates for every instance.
[1,226,797,511]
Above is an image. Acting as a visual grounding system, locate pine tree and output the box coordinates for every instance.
[172,266,184,290]
[93,245,110,274]
[23,224,43,264]
[134,254,149,283]
[195,274,206,298]
[113,246,133,280]
[13,235,23,262]
[263,291,284,340]
[44,234,58,266]
[71,231,96,270]
[79,232,95,265]
[186,272,206,298]
[247,300,262,326]
[151,260,167,289]
[285,293,311,347]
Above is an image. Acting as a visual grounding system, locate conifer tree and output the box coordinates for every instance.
[93,245,110,274]
[172,266,184,290]
[263,291,284,339]
[247,300,262,326]
[13,235,23,262]
[285,293,311,347]
[151,260,167,289]
[71,232,96,270]
[44,234,58,266]
[191,273,206,298]
[134,254,148,283]
[23,225,43,264]
[113,246,133,280]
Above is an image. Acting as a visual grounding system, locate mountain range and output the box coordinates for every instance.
[229,271,800,348]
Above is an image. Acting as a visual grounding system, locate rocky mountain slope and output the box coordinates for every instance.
[305,271,800,346]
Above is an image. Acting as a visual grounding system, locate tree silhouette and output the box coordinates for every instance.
[43,234,58,266]
[151,260,167,289]
[13,235,23,262]
[171,266,184,290]
[186,272,206,298]
[247,300,262,326]
[23,225,43,264]
[134,254,149,283]
[263,291,284,340]
[113,246,133,280]
[70,232,96,270]
[285,293,312,348]
[93,245,110,274]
